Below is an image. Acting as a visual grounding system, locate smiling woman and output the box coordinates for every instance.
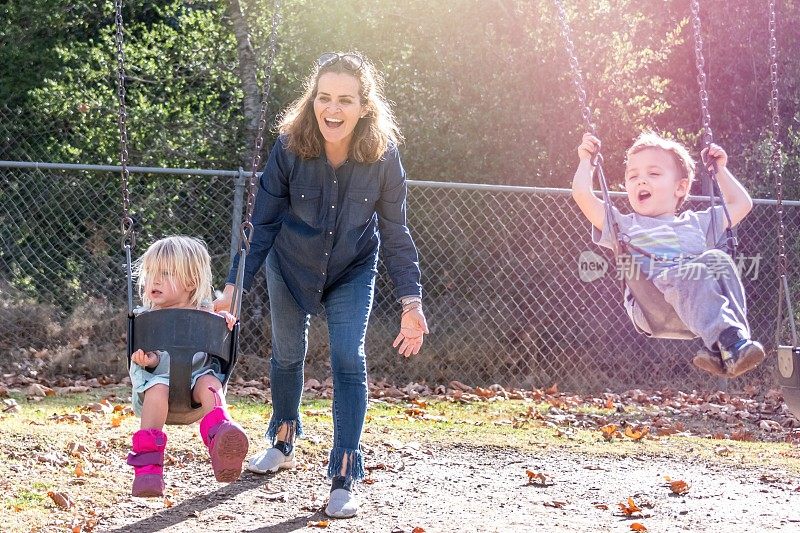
[214,52,428,519]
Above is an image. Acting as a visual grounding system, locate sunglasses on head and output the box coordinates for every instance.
[317,52,363,71]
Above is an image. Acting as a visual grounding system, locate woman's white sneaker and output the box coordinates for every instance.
[246,447,296,474]
[325,488,358,518]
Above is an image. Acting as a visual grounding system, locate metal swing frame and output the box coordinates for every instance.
[113,0,281,424]
[762,0,800,414]
[553,0,738,340]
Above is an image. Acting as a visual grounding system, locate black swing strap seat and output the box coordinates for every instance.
[128,309,240,425]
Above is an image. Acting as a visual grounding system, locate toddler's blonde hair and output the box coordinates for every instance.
[134,235,213,310]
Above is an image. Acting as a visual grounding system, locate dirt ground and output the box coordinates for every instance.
[97,443,800,533]
[4,380,800,532]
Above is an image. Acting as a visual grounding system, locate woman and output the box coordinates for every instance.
[214,52,428,518]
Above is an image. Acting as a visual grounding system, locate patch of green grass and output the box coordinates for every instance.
[7,391,800,475]
[3,483,48,512]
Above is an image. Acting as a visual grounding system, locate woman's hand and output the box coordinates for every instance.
[216,310,237,331]
[213,284,236,314]
[393,307,429,357]
[131,349,160,368]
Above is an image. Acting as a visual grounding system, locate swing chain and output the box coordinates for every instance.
[768,0,785,279]
[240,0,281,253]
[114,0,134,249]
[690,0,713,148]
[553,0,595,137]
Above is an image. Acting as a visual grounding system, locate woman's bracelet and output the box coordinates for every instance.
[402,302,423,315]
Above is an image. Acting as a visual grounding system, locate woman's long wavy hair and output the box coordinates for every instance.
[278,52,402,164]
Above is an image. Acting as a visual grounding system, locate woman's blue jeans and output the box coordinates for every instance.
[265,253,374,481]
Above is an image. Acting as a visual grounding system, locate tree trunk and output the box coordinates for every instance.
[226,0,261,170]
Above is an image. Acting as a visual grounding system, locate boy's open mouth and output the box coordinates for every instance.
[324,118,344,129]
[638,190,652,201]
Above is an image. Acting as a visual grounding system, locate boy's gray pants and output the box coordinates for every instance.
[638,249,750,350]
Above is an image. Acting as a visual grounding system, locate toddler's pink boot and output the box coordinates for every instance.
[200,388,249,482]
[127,428,167,497]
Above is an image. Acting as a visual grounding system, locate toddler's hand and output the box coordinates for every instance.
[131,349,160,368]
[578,132,601,162]
[702,143,728,170]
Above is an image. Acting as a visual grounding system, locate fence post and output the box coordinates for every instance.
[230,168,246,265]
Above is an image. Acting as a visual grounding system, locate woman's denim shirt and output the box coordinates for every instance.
[227,136,422,314]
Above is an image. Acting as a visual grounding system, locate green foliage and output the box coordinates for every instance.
[2,0,800,307]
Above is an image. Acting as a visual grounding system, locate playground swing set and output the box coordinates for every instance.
[112,0,800,419]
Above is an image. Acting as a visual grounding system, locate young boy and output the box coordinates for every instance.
[572,131,765,378]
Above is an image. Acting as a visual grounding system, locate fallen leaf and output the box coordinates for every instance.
[412,528,426,533]
[630,523,648,531]
[543,501,567,508]
[545,383,559,395]
[600,424,622,441]
[714,445,733,456]
[38,451,69,467]
[67,442,90,458]
[731,429,754,442]
[307,520,330,528]
[624,425,650,441]
[164,497,175,508]
[668,480,690,495]
[594,503,609,510]
[2,398,20,413]
[84,400,113,414]
[405,407,426,417]
[75,462,84,477]
[48,491,74,509]
[618,497,642,516]
[526,470,553,486]
[26,384,52,397]
[475,387,495,398]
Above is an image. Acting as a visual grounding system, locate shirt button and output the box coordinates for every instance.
[329,231,333,235]
[325,252,329,256]
[322,271,325,275]
[331,205,335,209]
[333,180,337,184]
[364,198,368,202]
[317,289,322,293]
[301,194,305,198]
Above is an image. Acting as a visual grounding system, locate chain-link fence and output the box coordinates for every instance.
[2,159,799,393]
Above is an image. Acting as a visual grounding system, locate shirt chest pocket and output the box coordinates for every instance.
[346,188,380,225]
[289,186,321,225]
